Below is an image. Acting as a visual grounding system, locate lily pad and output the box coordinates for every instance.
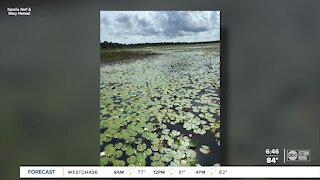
[104,144,116,157]
[162,129,170,135]
[151,161,165,166]
[100,156,109,166]
[186,149,197,158]
[137,143,147,152]
[126,147,135,156]
[170,160,181,166]
[146,148,152,156]
[172,150,184,160]
[151,152,161,161]
[114,150,123,158]
[180,159,188,166]
[170,130,180,137]
[113,160,125,166]
[180,138,190,147]
[151,144,159,151]
[114,143,123,149]
[199,145,210,154]
[127,155,137,164]
[163,153,173,162]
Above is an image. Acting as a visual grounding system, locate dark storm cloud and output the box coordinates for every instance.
[100,11,220,44]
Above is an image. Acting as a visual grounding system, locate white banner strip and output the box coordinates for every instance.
[20,166,320,178]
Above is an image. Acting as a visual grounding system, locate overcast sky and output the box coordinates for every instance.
[100,11,220,44]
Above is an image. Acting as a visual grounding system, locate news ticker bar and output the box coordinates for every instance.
[20,166,320,178]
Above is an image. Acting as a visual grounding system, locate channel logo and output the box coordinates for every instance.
[286,149,311,162]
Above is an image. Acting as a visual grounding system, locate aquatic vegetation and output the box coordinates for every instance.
[199,145,210,154]
[127,155,137,165]
[137,143,147,151]
[104,144,116,157]
[100,44,220,166]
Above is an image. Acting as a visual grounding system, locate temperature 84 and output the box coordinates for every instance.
[266,157,279,164]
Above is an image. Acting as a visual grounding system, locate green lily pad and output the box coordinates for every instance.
[186,149,197,159]
[114,143,123,149]
[163,153,173,162]
[146,148,152,156]
[170,130,180,137]
[162,129,170,135]
[215,132,220,138]
[159,124,167,129]
[193,108,199,113]
[127,155,137,164]
[180,159,188,166]
[170,160,181,166]
[203,125,211,130]
[135,159,146,166]
[207,118,216,122]
[100,156,109,166]
[151,152,161,161]
[104,144,116,157]
[168,138,175,146]
[172,150,184,160]
[151,161,165,166]
[126,147,135,156]
[114,150,123,158]
[180,138,190,147]
[113,160,125,166]
[200,120,207,125]
[199,145,210,154]
[193,128,206,135]
[151,138,160,145]
[151,144,159,151]
[137,143,147,152]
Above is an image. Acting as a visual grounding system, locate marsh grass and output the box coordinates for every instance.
[100,49,158,64]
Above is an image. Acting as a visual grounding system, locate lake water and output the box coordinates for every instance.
[100,43,220,166]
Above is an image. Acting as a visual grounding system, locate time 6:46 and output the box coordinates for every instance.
[265,148,279,155]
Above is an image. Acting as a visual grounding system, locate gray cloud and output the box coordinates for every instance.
[158,11,217,37]
[100,11,220,44]
[115,13,133,28]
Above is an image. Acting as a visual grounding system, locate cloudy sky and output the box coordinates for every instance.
[100,11,220,44]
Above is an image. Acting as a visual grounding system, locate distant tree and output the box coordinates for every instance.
[100,40,219,49]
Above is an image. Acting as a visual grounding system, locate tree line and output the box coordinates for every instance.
[100,41,219,49]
